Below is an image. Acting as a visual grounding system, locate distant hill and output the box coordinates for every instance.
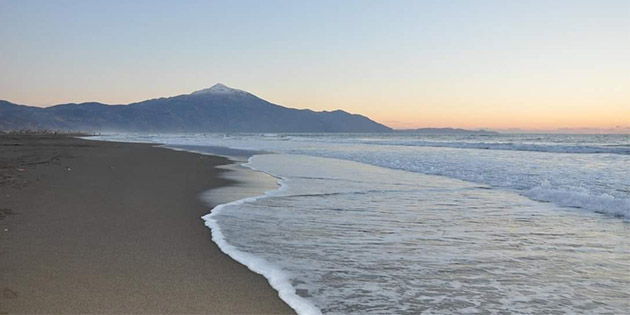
[396,128,498,135]
[0,84,391,133]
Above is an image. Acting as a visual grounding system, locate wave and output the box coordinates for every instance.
[201,153,630,314]
[306,156,630,220]
[337,139,630,155]
[524,181,630,219]
[201,160,322,315]
[88,134,630,220]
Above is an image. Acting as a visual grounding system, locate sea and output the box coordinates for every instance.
[91,133,629,314]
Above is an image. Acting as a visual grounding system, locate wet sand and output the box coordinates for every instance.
[0,134,293,314]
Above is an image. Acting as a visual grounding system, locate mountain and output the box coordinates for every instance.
[0,84,392,133]
[396,128,498,135]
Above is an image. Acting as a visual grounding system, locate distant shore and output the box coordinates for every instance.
[0,135,293,314]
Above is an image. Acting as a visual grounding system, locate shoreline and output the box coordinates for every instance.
[199,161,322,315]
[0,135,294,314]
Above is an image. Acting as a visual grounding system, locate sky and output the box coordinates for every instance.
[0,0,628,131]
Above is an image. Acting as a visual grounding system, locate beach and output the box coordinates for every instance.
[0,134,293,314]
[93,133,629,314]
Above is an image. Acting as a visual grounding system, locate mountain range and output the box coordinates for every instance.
[0,84,391,133]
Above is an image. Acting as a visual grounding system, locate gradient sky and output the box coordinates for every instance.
[1,0,628,130]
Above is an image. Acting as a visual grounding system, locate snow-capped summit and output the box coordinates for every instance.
[191,83,243,95]
[0,83,392,132]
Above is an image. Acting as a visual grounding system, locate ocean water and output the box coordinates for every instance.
[98,133,630,218]
[91,133,630,314]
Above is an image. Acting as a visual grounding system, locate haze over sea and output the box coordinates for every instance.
[94,132,630,314]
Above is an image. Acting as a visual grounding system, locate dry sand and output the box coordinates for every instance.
[0,134,293,314]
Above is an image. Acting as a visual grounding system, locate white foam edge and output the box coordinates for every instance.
[201,155,322,315]
[89,137,322,315]
[83,136,630,221]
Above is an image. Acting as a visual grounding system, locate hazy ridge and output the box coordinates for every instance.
[0,84,391,133]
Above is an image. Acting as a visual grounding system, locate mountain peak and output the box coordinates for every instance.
[0,84,392,133]
[191,83,242,95]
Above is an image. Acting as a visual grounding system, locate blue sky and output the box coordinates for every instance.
[1,0,628,129]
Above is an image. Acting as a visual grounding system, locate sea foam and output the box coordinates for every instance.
[524,181,630,218]
[88,133,630,219]
[201,168,322,315]
[202,154,630,314]
[84,133,630,313]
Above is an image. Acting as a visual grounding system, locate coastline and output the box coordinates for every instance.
[0,135,294,314]
[200,161,322,315]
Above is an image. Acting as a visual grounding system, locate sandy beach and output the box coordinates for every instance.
[0,134,293,314]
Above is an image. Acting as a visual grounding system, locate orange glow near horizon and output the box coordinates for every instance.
[1,1,628,132]
[7,81,629,131]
